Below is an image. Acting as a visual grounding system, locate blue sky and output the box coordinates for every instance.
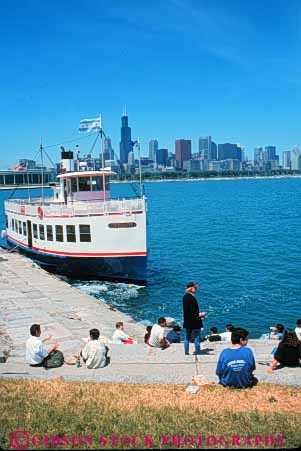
[0,0,301,167]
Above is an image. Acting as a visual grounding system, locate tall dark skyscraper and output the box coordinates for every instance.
[119,111,132,164]
[265,146,277,160]
[218,143,242,161]
[175,139,192,169]
[156,148,168,166]
[210,141,217,160]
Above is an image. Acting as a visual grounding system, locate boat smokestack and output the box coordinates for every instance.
[61,146,74,172]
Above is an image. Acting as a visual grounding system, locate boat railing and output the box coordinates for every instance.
[5,197,145,217]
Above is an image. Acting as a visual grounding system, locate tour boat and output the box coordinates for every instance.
[2,150,147,283]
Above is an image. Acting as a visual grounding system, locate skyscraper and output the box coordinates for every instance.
[175,140,191,169]
[149,140,158,162]
[156,148,168,166]
[291,147,301,170]
[218,143,242,161]
[254,147,263,163]
[103,136,114,162]
[198,136,211,160]
[210,141,217,161]
[265,146,277,161]
[282,151,291,170]
[119,112,132,164]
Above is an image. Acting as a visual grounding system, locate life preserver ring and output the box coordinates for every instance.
[37,207,43,218]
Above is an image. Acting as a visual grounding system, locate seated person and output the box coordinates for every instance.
[166,325,181,343]
[270,323,285,340]
[219,324,234,342]
[295,319,301,340]
[268,330,301,373]
[80,328,108,369]
[112,322,135,344]
[216,328,256,389]
[144,325,152,344]
[149,317,170,348]
[206,326,222,342]
[26,324,60,367]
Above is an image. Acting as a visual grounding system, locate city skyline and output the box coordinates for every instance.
[1,1,301,166]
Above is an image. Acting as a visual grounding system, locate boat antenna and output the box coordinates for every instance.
[137,136,143,198]
[26,159,31,202]
[40,139,45,205]
[99,125,106,205]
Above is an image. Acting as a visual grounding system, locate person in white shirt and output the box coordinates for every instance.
[112,322,135,344]
[295,319,301,340]
[26,324,59,367]
[80,329,108,369]
[149,317,170,348]
[219,324,235,342]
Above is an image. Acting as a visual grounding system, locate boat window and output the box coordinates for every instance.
[39,224,45,240]
[78,177,91,192]
[66,225,76,242]
[55,225,64,242]
[33,224,38,239]
[108,222,137,229]
[79,224,91,242]
[46,225,53,241]
[23,222,27,236]
[91,176,103,191]
[18,221,22,234]
[12,218,15,231]
[71,178,78,193]
[5,215,8,228]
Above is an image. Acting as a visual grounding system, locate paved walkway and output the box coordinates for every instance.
[0,249,300,386]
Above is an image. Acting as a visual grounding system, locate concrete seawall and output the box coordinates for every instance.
[0,248,300,385]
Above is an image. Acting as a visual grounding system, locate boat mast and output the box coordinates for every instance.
[137,136,143,198]
[40,140,45,205]
[100,128,106,204]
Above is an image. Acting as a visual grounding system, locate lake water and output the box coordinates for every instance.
[1,178,300,337]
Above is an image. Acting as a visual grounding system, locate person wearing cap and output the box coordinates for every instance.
[182,282,206,355]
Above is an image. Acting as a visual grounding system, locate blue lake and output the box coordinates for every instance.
[1,178,300,337]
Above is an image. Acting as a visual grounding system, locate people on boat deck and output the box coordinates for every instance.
[149,317,170,348]
[206,326,222,342]
[112,322,135,344]
[295,319,301,340]
[183,281,206,356]
[144,326,152,344]
[166,325,182,343]
[26,324,61,368]
[219,324,235,342]
[216,328,257,389]
[80,328,108,369]
[269,323,285,340]
[268,330,301,374]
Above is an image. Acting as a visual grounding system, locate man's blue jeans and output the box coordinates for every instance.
[184,328,201,355]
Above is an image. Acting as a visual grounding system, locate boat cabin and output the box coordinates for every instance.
[56,170,116,202]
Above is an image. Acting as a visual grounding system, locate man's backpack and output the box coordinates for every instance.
[44,350,64,369]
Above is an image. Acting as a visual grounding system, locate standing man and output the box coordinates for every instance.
[183,282,206,355]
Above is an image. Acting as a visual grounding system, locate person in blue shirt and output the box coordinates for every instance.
[216,328,257,389]
[166,325,181,343]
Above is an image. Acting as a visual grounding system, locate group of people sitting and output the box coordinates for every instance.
[25,317,301,388]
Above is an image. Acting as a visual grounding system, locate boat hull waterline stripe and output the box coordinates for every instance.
[7,236,147,258]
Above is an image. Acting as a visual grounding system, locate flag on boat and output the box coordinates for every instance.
[79,116,101,133]
[13,160,27,171]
